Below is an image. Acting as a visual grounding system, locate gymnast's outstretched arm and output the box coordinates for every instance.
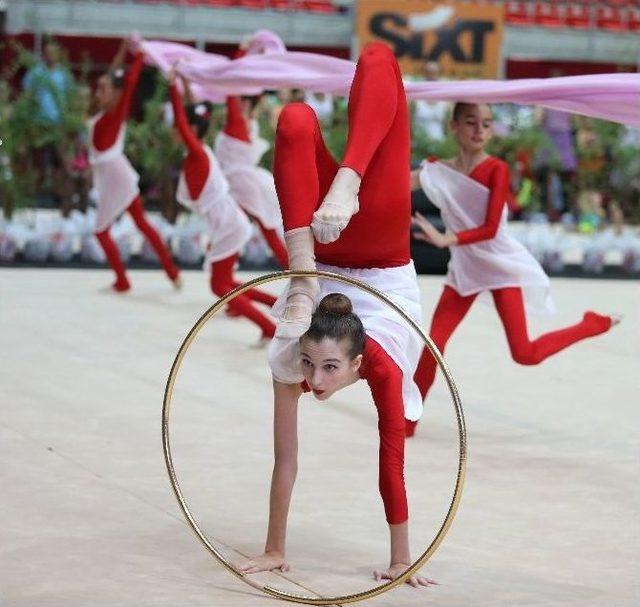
[238,380,302,574]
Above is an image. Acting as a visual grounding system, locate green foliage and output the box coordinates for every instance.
[323,98,348,161]
[125,74,182,180]
[1,41,87,216]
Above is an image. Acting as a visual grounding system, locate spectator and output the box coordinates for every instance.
[22,42,73,124]
[22,41,76,216]
[304,91,334,127]
[412,61,448,142]
[535,72,578,220]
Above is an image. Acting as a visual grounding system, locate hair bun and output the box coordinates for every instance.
[318,293,352,317]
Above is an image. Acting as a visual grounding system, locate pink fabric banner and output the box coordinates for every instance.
[140,36,640,126]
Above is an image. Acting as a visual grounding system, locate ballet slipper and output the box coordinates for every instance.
[275,286,318,339]
[276,227,319,339]
[99,278,131,294]
[311,167,361,244]
[172,275,183,291]
[251,335,272,350]
[583,311,616,333]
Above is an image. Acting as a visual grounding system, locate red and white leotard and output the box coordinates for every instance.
[169,84,251,265]
[214,97,283,231]
[87,53,144,232]
[420,156,554,314]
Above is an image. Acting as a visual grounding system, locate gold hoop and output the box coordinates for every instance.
[162,270,467,605]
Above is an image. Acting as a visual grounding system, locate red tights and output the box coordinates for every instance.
[408,285,612,436]
[210,253,276,338]
[95,196,179,291]
[273,42,411,269]
[254,218,289,269]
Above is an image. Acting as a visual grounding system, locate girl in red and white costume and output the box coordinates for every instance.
[239,43,435,589]
[89,38,180,292]
[214,43,288,269]
[406,102,618,437]
[168,69,277,343]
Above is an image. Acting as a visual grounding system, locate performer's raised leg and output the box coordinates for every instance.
[312,43,407,245]
[273,43,411,337]
[492,287,613,365]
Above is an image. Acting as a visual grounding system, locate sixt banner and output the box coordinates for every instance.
[356,0,504,79]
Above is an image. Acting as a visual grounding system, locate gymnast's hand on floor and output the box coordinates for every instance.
[238,551,290,575]
[373,563,438,589]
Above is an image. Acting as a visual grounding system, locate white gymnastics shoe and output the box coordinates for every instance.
[311,167,361,244]
[275,227,319,339]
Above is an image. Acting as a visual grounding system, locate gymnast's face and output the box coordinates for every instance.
[171,122,199,145]
[299,337,363,401]
[451,104,493,153]
[95,75,120,111]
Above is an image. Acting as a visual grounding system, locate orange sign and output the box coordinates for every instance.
[356,0,504,79]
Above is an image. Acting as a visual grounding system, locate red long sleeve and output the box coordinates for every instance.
[360,338,408,525]
[92,52,144,152]
[299,337,408,524]
[224,96,250,142]
[455,157,510,245]
[168,83,210,200]
[223,46,251,142]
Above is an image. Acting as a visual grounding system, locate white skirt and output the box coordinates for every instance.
[420,161,555,315]
[199,198,252,266]
[268,261,424,421]
[92,155,139,233]
[215,131,282,230]
[224,165,283,230]
[177,145,253,266]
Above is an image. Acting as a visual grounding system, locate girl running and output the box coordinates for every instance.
[407,102,618,437]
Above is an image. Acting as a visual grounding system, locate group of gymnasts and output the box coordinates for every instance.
[90,37,283,342]
[88,35,618,588]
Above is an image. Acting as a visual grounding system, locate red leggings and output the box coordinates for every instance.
[410,285,612,433]
[210,253,276,338]
[95,196,179,289]
[254,218,289,269]
[224,96,250,142]
[273,42,411,269]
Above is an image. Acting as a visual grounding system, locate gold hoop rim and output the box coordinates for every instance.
[162,269,467,605]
